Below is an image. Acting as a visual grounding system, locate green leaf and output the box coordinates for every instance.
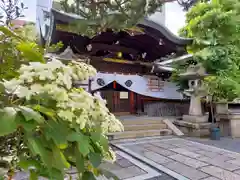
[18,158,41,171]
[39,168,64,180]
[67,132,90,156]
[0,26,23,40]
[75,147,84,173]
[99,135,109,151]
[18,106,45,124]
[17,42,45,63]
[44,120,68,146]
[0,82,5,93]
[15,112,37,132]
[32,105,56,119]
[90,132,101,142]
[89,153,102,168]
[49,168,64,180]
[67,131,85,142]
[52,145,71,170]
[77,141,90,157]
[82,171,96,180]
[29,170,38,180]
[27,137,51,166]
[0,107,17,136]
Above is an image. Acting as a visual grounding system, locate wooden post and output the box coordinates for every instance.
[113,81,117,89]
[130,91,135,114]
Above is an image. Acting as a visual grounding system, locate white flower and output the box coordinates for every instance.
[2,58,124,143]
[18,64,33,73]
[15,86,32,100]
[3,79,21,92]
[58,110,75,122]
[19,71,35,82]
[28,62,45,72]
[47,58,64,70]
[30,84,44,94]
[39,70,55,80]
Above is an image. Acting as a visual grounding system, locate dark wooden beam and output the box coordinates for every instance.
[90,43,139,55]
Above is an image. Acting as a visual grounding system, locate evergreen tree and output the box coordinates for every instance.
[173,0,240,101]
[177,0,209,11]
[56,0,164,37]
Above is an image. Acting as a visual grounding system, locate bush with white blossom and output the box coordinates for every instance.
[0,59,123,179]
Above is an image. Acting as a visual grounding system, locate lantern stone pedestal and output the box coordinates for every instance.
[173,64,212,137]
[174,120,211,137]
[229,114,240,138]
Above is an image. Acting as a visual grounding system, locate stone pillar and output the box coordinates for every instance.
[189,95,202,116]
[230,114,240,138]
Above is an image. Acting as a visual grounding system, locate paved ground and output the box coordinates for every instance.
[117,116,178,121]
[187,137,240,153]
[12,136,240,180]
[100,150,162,180]
[114,137,240,180]
[13,150,162,180]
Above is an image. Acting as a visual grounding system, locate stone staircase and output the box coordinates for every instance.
[108,117,172,140]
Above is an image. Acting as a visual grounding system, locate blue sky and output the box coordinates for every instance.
[23,0,185,34]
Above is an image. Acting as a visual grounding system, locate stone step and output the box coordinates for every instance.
[121,119,164,125]
[124,123,167,131]
[108,129,172,140]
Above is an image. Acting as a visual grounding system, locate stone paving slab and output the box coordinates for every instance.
[168,154,208,168]
[100,151,160,180]
[196,156,239,171]
[143,151,174,164]
[146,145,177,157]
[200,166,240,180]
[113,137,240,180]
[169,148,202,159]
[164,161,209,180]
[233,169,240,175]
[187,137,240,153]
[201,177,220,180]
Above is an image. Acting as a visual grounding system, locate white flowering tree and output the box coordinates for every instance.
[0,58,123,179]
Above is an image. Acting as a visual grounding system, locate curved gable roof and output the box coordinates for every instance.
[139,18,192,45]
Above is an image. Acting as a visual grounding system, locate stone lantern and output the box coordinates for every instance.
[181,64,208,122]
[174,63,212,137]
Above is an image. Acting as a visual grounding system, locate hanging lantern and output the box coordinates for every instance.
[117,52,122,58]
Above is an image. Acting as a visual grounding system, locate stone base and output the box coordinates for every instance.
[182,114,208,123]
[230,114,240,138]
[173,120,212,137]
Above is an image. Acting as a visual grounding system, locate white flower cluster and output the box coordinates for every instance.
[3,59,123,134]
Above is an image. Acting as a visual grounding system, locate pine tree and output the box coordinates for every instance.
[177,0,210,11]
[57,0,164,37]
